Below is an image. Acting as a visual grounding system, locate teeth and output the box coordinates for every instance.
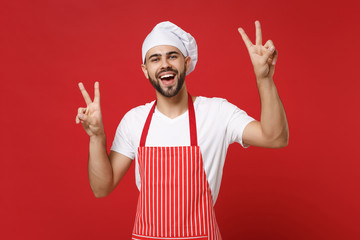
[160,74,174,79]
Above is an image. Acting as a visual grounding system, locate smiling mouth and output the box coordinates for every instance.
[159,73,176,81]
[158,72,176,87]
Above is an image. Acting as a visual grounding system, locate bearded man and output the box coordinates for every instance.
[76,21,289,240]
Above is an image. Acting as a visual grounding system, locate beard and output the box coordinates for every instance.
[148,66,186,98]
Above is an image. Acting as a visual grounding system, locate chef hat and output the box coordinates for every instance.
[142,21,198,75]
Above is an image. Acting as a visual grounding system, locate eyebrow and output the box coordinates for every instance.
[148,51,180,60]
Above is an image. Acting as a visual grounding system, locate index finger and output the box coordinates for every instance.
[78,82,92,105]
[255,20,262,46]
[238,27,253,50]
[94,81,100,103]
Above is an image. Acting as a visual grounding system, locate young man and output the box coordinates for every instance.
[76,21,288,240]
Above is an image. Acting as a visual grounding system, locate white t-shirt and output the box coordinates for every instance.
[111,96,255,204]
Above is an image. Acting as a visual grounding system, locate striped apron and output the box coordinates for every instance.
[132,94,222,240]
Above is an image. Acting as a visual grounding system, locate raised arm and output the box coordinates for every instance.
[76,82,132,197]
[238,21,289,148]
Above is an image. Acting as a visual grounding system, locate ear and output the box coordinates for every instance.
[141,64,149,79]
[184,56,192,73]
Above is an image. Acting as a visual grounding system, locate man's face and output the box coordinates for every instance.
[142,45,191,98]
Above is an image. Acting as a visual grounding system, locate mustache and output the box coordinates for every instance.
[156,67,178,78]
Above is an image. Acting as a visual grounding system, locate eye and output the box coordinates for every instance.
[169,55,177,59]
[150,58,159,62]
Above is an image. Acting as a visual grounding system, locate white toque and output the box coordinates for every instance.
[142,21,198,75]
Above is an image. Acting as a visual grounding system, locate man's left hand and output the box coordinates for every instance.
[238,20,278,81]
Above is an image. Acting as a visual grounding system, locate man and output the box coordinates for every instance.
[76,21,288,240]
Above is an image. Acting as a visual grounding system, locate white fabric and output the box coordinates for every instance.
[111,96,255,204]
[142,21,198,75]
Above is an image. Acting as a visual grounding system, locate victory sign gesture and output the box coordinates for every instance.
[238,21,278,80]
[75,82,105,137]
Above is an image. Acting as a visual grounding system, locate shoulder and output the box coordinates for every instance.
[122,100,155,121]
[195,96,239,113]
[116,100,155,133]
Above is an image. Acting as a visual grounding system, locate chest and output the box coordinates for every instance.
[146,114,191,146]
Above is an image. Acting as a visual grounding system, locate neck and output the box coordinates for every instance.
[155,85,189,119]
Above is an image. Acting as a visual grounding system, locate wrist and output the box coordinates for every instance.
[90,132,106,143]
[256,76,276,88]
[256,76,273,83]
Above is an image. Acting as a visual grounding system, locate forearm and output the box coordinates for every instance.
[88,133,114,197]
[257,77,289,147]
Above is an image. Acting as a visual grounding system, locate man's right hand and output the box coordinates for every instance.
[76,82,105,137]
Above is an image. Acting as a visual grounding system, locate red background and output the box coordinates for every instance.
[1,0,359,239]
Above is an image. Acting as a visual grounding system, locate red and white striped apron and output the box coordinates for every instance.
[132,94,222,240]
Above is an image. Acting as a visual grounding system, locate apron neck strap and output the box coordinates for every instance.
[139,93,198,147]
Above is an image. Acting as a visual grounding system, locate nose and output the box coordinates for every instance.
[160,57,171,69]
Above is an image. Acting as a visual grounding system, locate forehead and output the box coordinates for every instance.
[146,45,182,58]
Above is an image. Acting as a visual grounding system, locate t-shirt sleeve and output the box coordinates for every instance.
[225,101,256,148]
[110,114,135,160]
